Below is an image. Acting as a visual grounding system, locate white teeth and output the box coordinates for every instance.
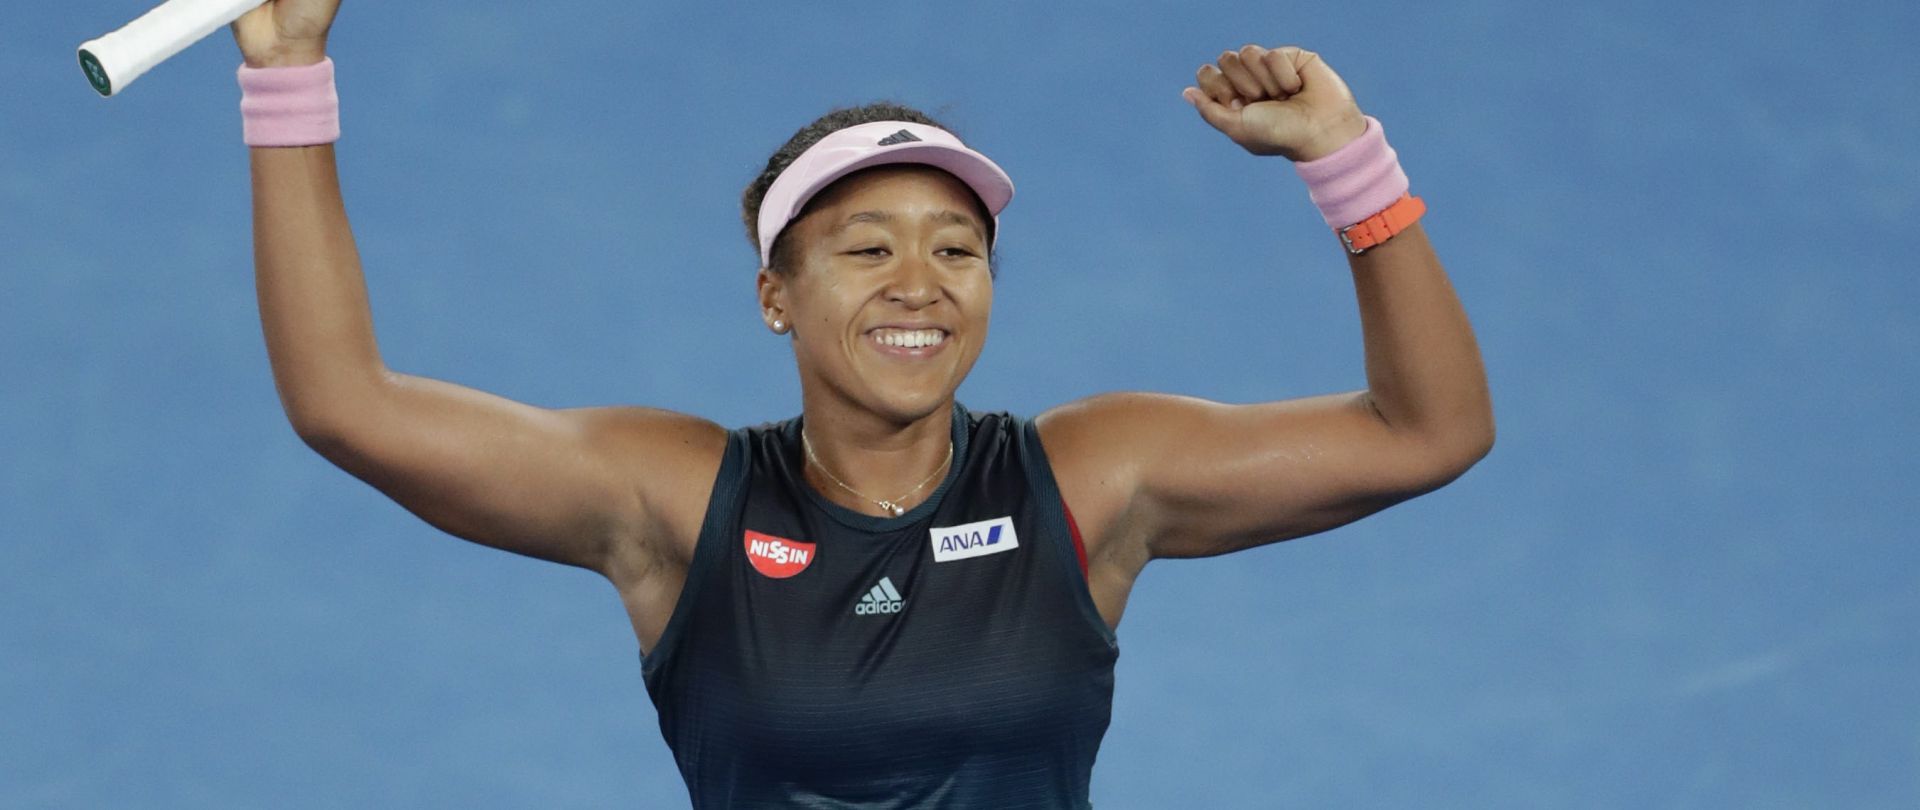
[873,328,946,349]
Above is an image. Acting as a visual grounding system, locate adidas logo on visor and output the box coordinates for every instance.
[876,129,922,146]
[854,576,905,615]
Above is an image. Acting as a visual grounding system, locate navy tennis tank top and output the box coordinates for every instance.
[640,402,1119,809]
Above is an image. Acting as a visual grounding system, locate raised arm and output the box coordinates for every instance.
[234,1,722,580]
[1039,45,1493,578]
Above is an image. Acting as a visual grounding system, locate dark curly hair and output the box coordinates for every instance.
[742,102,996,276]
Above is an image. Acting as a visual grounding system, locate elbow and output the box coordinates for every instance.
[1366,392,1496,483]
[1433,413,1496,483]
[282,392,385,463]
[277,371,394,458]
[288,411,357,462]
[280,390,346,447]
[1403,413,1495,494]
[1462,412,1496,466]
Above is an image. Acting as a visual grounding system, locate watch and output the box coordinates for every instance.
[1337,193,1427,255]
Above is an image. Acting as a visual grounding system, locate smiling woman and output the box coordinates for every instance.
[764,162,999,426]
[233,0,1490,805]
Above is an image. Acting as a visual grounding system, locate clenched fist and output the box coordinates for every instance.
[231,0,342,68]
[1182,45,1368,163]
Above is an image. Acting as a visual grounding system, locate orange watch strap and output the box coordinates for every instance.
[1337,193,1427,254]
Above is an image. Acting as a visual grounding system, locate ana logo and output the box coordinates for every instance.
[744,530,816,579]
[855,577,905,615]
[929,516,1020,563]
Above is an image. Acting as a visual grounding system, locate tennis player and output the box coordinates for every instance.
[234,1,1493,806]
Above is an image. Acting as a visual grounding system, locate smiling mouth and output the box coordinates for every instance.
[866,327,949,356]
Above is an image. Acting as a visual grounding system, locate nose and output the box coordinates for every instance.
[884,250,939,309]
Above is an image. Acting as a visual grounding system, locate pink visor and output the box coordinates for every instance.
[756,120,1014,269]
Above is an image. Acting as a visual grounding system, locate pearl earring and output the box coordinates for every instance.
[771,319,786,333]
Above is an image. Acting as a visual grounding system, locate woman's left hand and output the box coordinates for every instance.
[1182,44,1368,162]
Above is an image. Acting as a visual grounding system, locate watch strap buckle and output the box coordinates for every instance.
[1336,194,1427,254]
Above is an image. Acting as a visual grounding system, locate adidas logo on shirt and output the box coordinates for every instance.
[854,577,905,615]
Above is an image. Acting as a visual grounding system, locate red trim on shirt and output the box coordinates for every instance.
[1062,499,1088,578]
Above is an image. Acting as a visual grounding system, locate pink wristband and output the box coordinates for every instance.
[237,58,340,148]
[1292,115,1407,230]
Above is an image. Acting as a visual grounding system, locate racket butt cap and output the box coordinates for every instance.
[79,48,115,97]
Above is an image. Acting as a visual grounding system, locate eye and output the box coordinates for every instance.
[848,246,890,257]
[938,247,978,258]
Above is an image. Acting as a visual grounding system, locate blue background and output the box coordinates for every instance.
[6,1,1916,807]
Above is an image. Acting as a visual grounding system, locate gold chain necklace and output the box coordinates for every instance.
[801,429,953,517]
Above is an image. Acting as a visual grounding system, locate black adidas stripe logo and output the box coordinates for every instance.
[876,129,922,146]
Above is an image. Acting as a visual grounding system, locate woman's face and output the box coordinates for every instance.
[758,165,994,426]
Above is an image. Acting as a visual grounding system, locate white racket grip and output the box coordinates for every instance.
[80,0,268,97]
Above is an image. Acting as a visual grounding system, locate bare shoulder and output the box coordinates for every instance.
[578,405,730,469]
[1032,393,1193,563]
[1035,392,1209,476]
[582,407,729,584]
[1036,391,1206,435]
[1034,393,1203,627]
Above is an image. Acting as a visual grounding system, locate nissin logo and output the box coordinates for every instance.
[744,530,816,579]
[929,516,1020,563]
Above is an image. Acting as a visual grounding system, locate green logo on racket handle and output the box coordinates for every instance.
[80,50,113,97]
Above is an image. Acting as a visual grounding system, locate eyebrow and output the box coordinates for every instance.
[831,209,985,240]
